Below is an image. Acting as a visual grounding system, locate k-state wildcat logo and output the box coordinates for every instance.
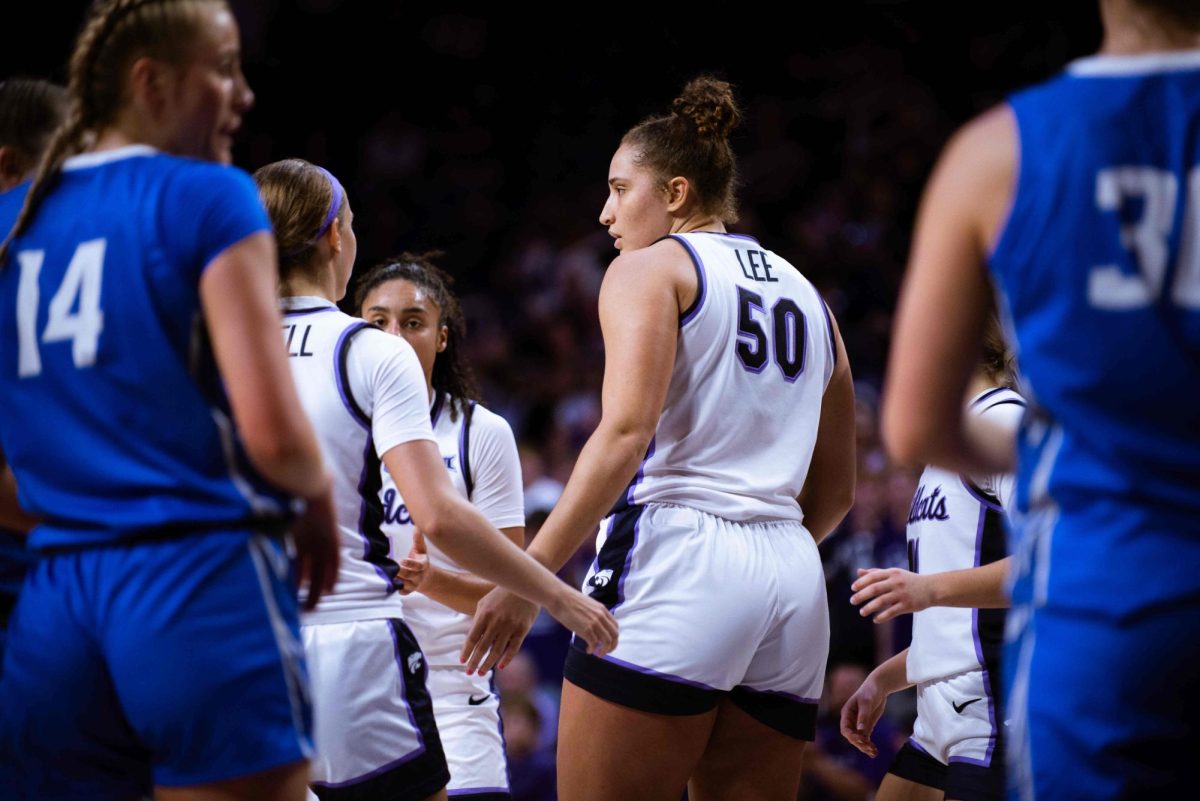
[909,484,949,524]
[407,652,424,674]
[589,569,614,589]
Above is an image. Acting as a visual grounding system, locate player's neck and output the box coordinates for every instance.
[282,270,340,304]
[670,213,724,237]
[1099,2,1200,55]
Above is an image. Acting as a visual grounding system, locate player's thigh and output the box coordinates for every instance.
[108,532,312,789]
[688,697,806,801]
[876,773,945,801]
[557,678,717,801]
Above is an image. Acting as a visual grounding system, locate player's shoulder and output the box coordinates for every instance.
[465,401,516,441]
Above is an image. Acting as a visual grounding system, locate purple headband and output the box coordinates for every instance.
[311,165,345,243]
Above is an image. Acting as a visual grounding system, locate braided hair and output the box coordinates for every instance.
[0,0,227,266]
[354,252,480,421]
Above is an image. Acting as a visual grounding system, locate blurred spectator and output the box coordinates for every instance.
[501,691,557,801]
[495,651,561,753]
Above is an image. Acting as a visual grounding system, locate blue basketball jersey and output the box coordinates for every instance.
[0,146,291,548]
[990,51,1200,614]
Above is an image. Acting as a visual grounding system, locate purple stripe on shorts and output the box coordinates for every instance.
[737,685,820,706]
[598,653,718,692]
[388,620,426,752]
[448,789,510,797]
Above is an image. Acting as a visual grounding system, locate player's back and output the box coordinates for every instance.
[991,51,1200,611]
[624,232,836,523]
[0,146,289,548]
[280,297,432,623]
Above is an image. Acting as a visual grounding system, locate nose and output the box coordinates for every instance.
[599,195,615,227]
[237,68,255,112]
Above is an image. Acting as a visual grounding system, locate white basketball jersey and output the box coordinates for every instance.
[381,395,524,666]
[906,388,1025,684]
[280,296,435,625]
[622,232,836,522]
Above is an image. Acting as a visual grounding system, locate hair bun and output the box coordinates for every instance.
[671,76,742,139]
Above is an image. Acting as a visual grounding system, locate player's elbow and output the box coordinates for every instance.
[881,398,937,468]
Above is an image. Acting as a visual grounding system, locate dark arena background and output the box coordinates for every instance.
[2,3,1102,798]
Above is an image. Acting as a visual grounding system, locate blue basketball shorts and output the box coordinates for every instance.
[0,529,312,800]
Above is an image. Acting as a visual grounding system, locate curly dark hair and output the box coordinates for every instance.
[354,251,479,420]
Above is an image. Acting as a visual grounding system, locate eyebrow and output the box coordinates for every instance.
[366,305,428,315]
[608,177,627,187]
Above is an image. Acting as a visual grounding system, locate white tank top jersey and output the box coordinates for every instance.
[381,394,525,666]
[280,296,435,625]
[620,231,837,523]
[906,387,1025,685]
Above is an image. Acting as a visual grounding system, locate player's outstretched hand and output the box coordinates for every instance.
[461,587,540,675]
[851,567,933,622]
[292,483,339,611]
[839,676,887,758]
[396,529,433,596]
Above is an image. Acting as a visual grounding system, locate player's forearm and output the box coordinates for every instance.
[421,498,564,610]
[420,569,495,616]
[525,421,651,572]
[868,648,913,696]
[928,557,1011,609]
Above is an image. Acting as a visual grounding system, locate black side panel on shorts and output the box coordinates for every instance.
[888,741,946,790]
[585,505,644,610]
[945,759,1006,801]
[564,641,721,716]
[311,620,449,801]
[728,686,818,741]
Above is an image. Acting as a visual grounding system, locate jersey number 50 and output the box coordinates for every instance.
[15,240,106,378]
[1089,166,1200,310]
[735,286,806,381]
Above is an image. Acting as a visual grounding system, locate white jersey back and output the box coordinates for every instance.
[380,395,525,666]
[624,232,836,522]
[280,296,435,625]
[906,388,1025,684]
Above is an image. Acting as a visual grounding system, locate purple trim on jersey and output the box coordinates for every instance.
[960,477,1003,513]
[694,230,762,245]
[282,306,338,317]
[357,436,399,589]
[597,652,719,692]
[970,387,1009,408]
[334,323,371,430]
[670,235,708,326]
[625,436,656,507]
[818,298,837,370]
[970,506,1000,766]
[735,686,820,706]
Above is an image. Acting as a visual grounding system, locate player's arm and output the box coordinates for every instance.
[796,309,856,543]
[397,526,524,615]
[200,231,338,608]
[459,242,689,673]
[882,105,1018,475]
[0,448,38,533]
[383,441,615,657]
[840,648,912,758]
[396,413,528,614]
[850,557,1012,623]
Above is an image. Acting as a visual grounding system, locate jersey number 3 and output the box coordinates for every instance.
[735,286,806,381]
[16,239,106,378]
[1089,166,1200,310]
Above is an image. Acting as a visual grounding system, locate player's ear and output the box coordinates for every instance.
[325,217,343,254]
[437,324,448,353]
[665,176,690,213]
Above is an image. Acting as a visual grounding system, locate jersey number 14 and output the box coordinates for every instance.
[16,239,106,378]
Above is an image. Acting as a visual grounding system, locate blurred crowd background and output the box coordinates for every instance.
[2,2,1103,798]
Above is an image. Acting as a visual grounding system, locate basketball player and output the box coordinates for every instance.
[254,159,616,801]
[463,77,857,801]
[357,253,524,800]
[840,330,1023,801]
[0,3,340,799]
[882,1,1200,797]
